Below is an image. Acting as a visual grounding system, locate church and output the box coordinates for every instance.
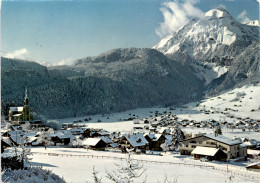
[8,87,33,124]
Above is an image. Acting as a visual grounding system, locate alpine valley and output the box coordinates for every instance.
[1,8,259,119]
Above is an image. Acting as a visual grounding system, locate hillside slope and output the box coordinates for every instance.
[2,48,204,119]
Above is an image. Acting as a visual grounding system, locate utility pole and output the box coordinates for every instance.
[227,160,229,172]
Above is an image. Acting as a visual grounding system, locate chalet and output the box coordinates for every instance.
[8,107,24,122]
[61,123,74,130]
[1,129,10,137]
[246,162,260,172]
[110,132,121,143]
[151,121,159,128]
[108,143,119,149]
[94,130,111,137]
[50,131,70,146]
[247,149,260,159]
[241,140,259,149]
[119,133,148,153]
[8,131,24,146]
[180,134,247,160]
[158,127,171,135]
[191,146,227,161]
[69,128,85,135]
[82,138,107,150]
[144,133,166,151]
[99,136,113,144]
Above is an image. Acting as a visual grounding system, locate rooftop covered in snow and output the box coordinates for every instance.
[9,107,24,112]
[124,133,148,147]
[191,146,221,156]
[204,134,241,145]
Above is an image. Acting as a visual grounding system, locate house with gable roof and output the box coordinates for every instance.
[82,138,107,150]
[246,162,260,172]
[119,133,148,153]
[191,146,227,161]
[144,133,166,151]
[180,134,247,160]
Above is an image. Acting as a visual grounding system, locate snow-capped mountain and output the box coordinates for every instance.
[2,48,204,119]
[245,20,260,27]
[154,8,259,85]
[1,8,259,119]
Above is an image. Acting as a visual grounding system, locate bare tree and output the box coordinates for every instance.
[106,153,146,183]
[93,166,102,183]
[19,136,33,165]
[162,175,178,183]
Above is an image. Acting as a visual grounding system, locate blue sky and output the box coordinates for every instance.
[1,0,259,65]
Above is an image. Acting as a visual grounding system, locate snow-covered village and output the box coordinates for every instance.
[1,0,260,183]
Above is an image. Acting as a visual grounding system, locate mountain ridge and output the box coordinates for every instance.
[2,8,259,119]
[153,7,259,88]
[2,48,204,119]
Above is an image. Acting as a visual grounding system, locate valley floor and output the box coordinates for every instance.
[35,84,260,183]
[29,147,260,183]
[55,84,260,141]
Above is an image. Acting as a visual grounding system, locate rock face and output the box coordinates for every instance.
[207,41,260,95]
[2,48,204,119]
[154,8,259,85]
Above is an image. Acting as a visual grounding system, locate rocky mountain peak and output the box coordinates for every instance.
[153,8,259,87]
[204,7,232,20]
[154,8,258,60]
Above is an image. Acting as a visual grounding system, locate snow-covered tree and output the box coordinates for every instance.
[71,137,83,148]
[2,167,66,183]
[160,141,169,153]
[22,122,31,131]
[170,122,184,151]
[37,131,54,150]
[46,120,61,130]
[106,153,146,183]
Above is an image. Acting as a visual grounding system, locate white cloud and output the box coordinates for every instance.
[36,58,73,67]
[237,10,252,23]
[4,48,29,59]
[156,0,204,38]
[55,57,73,66]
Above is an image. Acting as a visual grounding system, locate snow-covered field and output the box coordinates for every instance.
[29,147,260,183]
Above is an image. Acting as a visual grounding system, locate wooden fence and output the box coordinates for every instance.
[31,152,260,181]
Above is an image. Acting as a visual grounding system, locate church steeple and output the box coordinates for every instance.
[24,87,29,106]
[23,86,32,121]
